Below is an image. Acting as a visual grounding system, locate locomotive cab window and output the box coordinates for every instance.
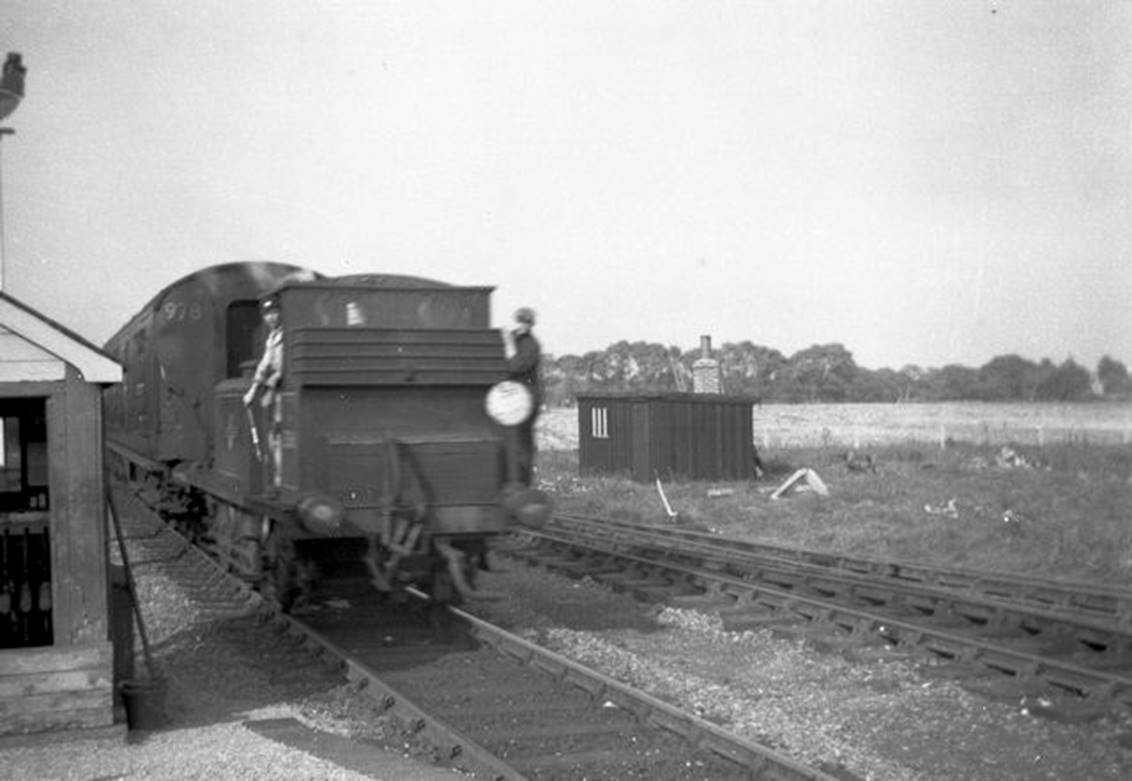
[226,300,267,378]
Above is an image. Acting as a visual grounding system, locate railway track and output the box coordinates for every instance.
[298,582,832,780]
[549,513,1132,626]
[502,514,1132,717]
[114,483,837,780]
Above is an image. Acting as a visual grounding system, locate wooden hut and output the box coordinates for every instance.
[577,392,758,483]
[0,291,122,738]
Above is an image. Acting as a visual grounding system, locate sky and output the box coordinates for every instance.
[0,1,1129,371]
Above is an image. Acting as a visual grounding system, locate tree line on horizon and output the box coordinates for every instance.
[540,341,1132,406]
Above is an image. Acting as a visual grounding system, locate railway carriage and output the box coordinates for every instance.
[103,261,548,609]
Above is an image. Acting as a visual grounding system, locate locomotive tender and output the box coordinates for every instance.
[103,261,547,609]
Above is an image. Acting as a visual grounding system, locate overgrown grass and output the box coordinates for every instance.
[535,441,1132,587]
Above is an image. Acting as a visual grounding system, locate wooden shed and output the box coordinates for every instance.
[577,392,759,483]
[0,291,122,738]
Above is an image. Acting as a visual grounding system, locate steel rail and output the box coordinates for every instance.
[433,590,835,781]
[114,477,524,779]
[274,584,841,780]
[274,608,525,780]
[550,513,1132,626]
[116,473,839,780]
[507,527,1132,708]
[522,520,1132,660]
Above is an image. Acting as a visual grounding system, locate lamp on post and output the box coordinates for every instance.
[0,52,27,291]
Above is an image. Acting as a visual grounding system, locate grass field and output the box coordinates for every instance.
[538,402,1132,451]
[533,403,1132,587]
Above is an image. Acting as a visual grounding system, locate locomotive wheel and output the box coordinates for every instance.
[221,506,264,581]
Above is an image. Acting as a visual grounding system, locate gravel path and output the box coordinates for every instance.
[0,525,466,781]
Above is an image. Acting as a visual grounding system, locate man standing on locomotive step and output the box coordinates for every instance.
[243,296,284,493]
[505,307,542,486]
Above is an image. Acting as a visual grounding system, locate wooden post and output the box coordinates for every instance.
[104,481,158,680]
[506,426,520,485]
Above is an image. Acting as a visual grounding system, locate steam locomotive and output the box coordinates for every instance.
[103,261,549,609]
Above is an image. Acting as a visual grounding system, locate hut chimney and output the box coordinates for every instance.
[692,334,722,394]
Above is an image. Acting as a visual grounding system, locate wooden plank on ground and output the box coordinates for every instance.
[0,669,113,699]
[0,642,112,676]
[0,705,115,735]
[0,687,112,717]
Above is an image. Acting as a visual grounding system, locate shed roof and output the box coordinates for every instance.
[0,290,121,384]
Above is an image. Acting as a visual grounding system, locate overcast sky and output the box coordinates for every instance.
[1,1,1129,371]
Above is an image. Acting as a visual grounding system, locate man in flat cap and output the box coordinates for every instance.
[505,307,542,486]
[244,296,284,491]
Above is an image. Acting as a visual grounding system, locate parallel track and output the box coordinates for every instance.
[550,513,1132,626]
[505,514,1132,714]
[115,480,837,780]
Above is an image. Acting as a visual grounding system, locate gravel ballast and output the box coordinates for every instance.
[0,545,466,780]
[472,557,1132,781]
[4,511,1131,779]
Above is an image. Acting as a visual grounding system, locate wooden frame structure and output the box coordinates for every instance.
[0,291,121,737]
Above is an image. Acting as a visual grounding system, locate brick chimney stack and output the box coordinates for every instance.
[692,334,722,394]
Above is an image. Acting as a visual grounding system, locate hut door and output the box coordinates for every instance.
[0,399,53,648]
